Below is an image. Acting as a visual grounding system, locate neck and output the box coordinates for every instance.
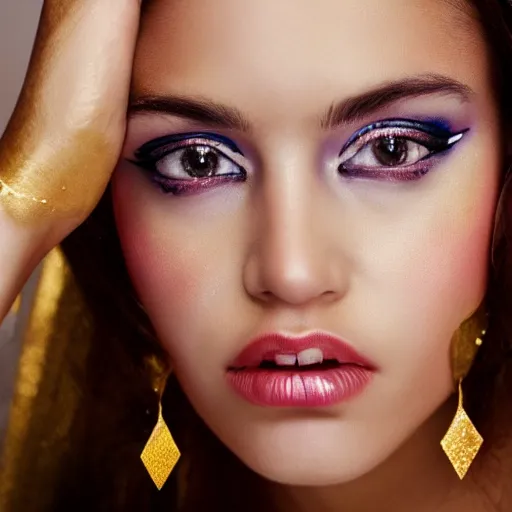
[271,397,508,512]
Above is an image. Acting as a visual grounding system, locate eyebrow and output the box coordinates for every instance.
[128,74,474,131]
[129,94,251,131]
[321,74,473,129]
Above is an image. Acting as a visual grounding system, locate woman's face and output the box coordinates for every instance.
[113,0,500,485]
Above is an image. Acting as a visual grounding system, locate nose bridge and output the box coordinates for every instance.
[246,158,345,305]
[265,172,315,279]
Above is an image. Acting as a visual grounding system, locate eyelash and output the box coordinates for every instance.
[130,133,247,196]
[130,120,467,195]
[336,120,467,182]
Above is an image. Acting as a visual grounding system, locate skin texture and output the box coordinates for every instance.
[0,0,140,320]
[112,0,503,510]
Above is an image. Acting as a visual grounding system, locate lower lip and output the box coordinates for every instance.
[227,365,373,407]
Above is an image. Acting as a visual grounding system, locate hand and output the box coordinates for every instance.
[0,0,141,321]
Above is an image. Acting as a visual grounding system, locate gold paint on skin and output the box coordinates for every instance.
[0,0,137,225]
[0,130,112,225]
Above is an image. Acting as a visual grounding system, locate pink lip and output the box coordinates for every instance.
[227,332,375,407]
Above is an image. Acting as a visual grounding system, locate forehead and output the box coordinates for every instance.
[133,0,489,113]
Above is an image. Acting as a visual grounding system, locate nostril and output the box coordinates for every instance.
[259,290,274,302]
[321,290,341,302]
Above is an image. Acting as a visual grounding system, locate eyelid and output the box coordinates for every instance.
[133,132,249,172]
[336,119,469,183]
[339,119,460,156]
[135,132,243,157]
[339,129,467,165]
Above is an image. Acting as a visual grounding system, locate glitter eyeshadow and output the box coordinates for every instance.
[135,132,243,160]
[339,118,457,155]
[337,118,469,182]
[130,132,247,196]
[0,130,112,224]
[152,174,245,196]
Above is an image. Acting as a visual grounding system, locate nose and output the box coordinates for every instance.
[243,168,350,307]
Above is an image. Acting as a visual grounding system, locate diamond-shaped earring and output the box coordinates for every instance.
[440,379,483,479]
[141,401,181,490]
[140,363,181,491]
[441,310,486,480]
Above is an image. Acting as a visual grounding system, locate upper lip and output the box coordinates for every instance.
[229,332,375,369]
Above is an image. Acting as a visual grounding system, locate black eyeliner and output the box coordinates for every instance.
[339,118,462,155]
[134,132,243,160]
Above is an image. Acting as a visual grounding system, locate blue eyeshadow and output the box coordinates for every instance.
[340,118,456,154]
[135,132,242,158]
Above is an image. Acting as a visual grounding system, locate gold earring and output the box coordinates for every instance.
[140,366,181,490]
[440,306,487,479]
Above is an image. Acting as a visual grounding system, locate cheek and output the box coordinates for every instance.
[118,222,199,312]
[402,204,491,371]
[111,170,205,332]
[348,154,499,407]
[374,158,497,318]
[413,177,496,311]
[402,199,491,311]
[411,126,501,310]
[111,167,246,372]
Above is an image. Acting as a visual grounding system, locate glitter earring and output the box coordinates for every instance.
[141,364,181,490]
[440,306,487,479]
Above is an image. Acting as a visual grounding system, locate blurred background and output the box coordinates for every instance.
[0,0,44,444]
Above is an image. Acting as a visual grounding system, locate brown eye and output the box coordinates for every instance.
[336,120,468,181]
[340,135,430,171]
[371,137,408,166]
[154,143,244,181]
[180,146,220,178]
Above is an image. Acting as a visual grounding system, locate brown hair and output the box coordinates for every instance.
[52,1,512,510]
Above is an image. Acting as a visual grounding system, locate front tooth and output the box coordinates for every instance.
[297,348,323,366]
[275,354,297,366]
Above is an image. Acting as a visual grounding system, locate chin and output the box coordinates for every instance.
[230,436,384,487]
[245,454,372,487]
